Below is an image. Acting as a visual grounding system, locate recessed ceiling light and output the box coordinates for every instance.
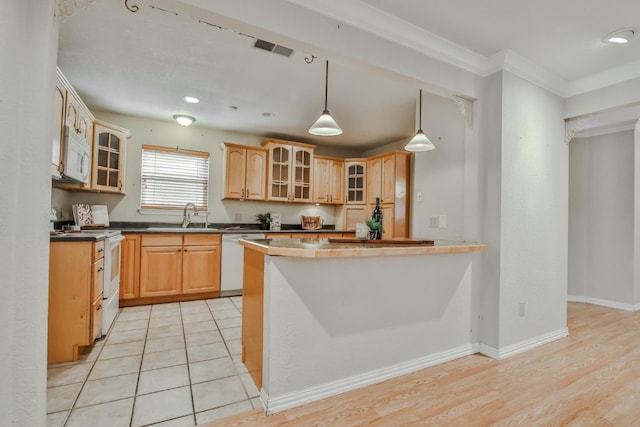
[262,112,274,118]
[603,27,638,44]
[183,96,199,103]
[227,105,238,111]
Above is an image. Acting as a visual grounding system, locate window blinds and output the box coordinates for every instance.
[140,145,210,210]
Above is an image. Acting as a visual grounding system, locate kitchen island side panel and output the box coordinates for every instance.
[261,252,477,407]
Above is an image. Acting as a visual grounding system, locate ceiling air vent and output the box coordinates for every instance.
[253,39,294,58]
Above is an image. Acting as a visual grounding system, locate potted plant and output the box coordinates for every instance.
[365,218,383,240]
[257,213,271,230]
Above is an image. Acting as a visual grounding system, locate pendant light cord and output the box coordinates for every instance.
[418,89,422,130]
[324,60,329,111]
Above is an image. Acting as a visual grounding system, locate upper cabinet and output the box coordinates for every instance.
[262,138,315,203]
[313,155,344,204]
[345,159,366,204]
[222,143,267,200]
[52,67,130,193]
[92,120,130,193]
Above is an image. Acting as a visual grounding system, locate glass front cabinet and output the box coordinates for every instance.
[262,138,315,203]
[92,120,130,194]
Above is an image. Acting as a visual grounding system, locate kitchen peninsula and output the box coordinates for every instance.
[239,237,486,414]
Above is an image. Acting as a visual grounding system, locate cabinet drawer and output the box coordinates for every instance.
[142,234,183,247]
[183,234,221,246]
[92,258,104,302]
[93,240,105,261]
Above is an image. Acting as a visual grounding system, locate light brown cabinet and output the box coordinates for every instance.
[52,77,66,178]
[120,234,141,300]
[262,138,315,203]
[92,120,129,193]
[313,155,344,204]
[366,151,411,239]
[137,234,221,302]
[48,239,104,363]
[222,143,267,200]
[345,159,367,204]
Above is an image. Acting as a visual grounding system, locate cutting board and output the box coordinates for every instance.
[328,238,434,245]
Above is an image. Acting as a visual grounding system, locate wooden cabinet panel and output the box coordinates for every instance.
[313,156,343,204]
[140,246,182,297]
[142,234,182,247]
[367,157,383,205]
[182,245,221,294]
[183,234,221,246]
[52,79,66,178]
[48,241,102,363]
[344,205,368,231]
[223,144,267,200]
[120,234,141,300]
[289,233,319,239]
[381,154,396,203]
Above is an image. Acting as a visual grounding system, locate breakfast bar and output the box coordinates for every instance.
[239,237,486,414]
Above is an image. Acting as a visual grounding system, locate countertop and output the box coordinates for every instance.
[50,230,122,242]
[240,238,486,258]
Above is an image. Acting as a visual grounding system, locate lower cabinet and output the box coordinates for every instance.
[48,240,104,364]
[123,233,221,305]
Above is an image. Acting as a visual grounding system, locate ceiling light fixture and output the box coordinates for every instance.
[173,114,195,127]
[404,89,435,152]
[309,60,342,136]
[183,96,199,103]
[603,27,638,44]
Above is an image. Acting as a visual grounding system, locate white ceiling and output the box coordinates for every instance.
[57,0,640,150]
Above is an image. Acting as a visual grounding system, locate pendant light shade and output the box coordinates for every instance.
[309,60,342,136]
[404,89,435,152]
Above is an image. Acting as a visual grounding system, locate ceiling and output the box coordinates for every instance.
[57,0,640,150]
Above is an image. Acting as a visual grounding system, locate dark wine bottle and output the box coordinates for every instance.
[372,197,383,239]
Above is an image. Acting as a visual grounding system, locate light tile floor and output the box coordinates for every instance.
[46,296,261,427]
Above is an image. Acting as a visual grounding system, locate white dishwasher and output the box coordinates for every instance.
[221,232,265,292]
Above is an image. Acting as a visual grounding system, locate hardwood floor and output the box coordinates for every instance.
[203,303,640,426]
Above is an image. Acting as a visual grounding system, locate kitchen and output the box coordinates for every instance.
[4,0,640,426]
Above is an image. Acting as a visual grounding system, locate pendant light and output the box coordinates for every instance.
[404,89,435,152]
[309,60,343,136]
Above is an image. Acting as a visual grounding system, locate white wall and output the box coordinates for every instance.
[569,130,634,307]
[54,112,340,228]
[0,1,57,425]
[498,71,568,348]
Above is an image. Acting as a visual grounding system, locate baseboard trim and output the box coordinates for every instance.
[479,327,569,360]
[263,343,476,415]
[568,295,635,312]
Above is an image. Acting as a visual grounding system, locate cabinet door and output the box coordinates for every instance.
[345,161,366,204]
[268,144,291,201]
[344,205,368,231]
[381,154,396,204]
[120,234,141,300]
[367,157,382,205]
[92,121,127,193]
[91,297,103,343]
[182,245,221,294]
[223,146,246,199]
[313,157,331,204]
[381,204,395,240]
[245,148,267,200]
[140,246,182,297]
[292,146,313,202]
[330,159,344,204]
[52,81,66,177]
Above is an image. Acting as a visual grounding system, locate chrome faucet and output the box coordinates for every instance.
[182,203,198,228]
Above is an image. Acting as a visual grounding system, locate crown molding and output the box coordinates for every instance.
[572,120,637,139]
[288,0,639,99]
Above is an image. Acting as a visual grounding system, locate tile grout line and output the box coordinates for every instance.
[127,305,151,427]
[181,301,199,426]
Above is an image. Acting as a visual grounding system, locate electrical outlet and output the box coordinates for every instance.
[439,214,447,228]
[429,216,439,227]
[234,213,242,222]
[416,191,423,203]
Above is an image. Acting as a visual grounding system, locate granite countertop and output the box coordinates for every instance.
[239,238,487,258]
[50,222,348,241]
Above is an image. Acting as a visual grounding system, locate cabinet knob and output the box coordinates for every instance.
[96,305,102,311]
[245,188,249,198]
[98,267,103,272]
[98,248,104,253]
[241,188,244,197]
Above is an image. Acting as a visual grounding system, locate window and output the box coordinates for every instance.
[140,145,210,210]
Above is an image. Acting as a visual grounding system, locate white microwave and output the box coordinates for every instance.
[62,125,91,184]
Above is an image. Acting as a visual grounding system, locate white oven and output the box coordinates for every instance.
[102,232,124,336]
